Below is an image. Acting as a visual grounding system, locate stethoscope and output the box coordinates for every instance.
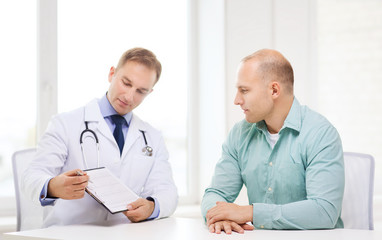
[80,121,153,169]
[139,130,153,157]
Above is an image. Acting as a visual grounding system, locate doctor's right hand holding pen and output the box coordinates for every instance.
[47,169,89,200]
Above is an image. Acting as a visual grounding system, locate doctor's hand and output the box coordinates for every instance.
[123,198,155,222]
[208,220,254,234]
[206,202,253,226]
[47,169,89,200]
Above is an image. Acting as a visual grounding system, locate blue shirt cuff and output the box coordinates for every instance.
[39,178,57,206]
[146,197,160,219]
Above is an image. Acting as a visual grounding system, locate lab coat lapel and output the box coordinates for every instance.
[83,99,115,144]
[84,102,148,158]
[121,114,146,159]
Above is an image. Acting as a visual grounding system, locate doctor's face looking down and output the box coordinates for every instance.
[107,61,157,115]
[234,49,294,134]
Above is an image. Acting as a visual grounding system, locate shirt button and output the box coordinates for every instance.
[268,187,272,192]
[260,225,264,229]
[269,162,273,166]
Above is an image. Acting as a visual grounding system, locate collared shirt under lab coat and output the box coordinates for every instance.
[22,99,178,227]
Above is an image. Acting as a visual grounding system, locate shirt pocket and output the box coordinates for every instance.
[275,149,307,203]
[289,142,307,168]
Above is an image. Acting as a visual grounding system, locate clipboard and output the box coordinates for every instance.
[84,167,139,214]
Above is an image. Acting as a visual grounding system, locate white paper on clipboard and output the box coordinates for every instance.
[85,167,139,214]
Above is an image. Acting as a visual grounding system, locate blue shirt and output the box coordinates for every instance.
[97,93,133,137]
[201,98,345,229]
[40,94,160,219]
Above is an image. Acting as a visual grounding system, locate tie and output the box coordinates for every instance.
[110,115,127,155]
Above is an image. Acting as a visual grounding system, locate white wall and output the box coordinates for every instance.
[225,0,317,132]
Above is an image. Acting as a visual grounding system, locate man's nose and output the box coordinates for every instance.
[234,93,242,105]
[123,88,134,103]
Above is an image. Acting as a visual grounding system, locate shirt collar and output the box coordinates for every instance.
[282,97,302,133]
[255,97,302,134]
[98,93,133,124]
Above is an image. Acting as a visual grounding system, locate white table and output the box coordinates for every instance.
[3,217,381,240]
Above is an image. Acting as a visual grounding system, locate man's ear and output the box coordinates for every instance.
[108,66,116,83]
[271,82,281,98]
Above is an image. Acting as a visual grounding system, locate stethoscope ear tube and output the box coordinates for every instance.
[80,121,100,168]
[80,121,154,169]
[80,122,99,144]
[80,143,89,169]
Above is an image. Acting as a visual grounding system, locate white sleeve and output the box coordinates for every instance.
[139,134,178,218]
[21,116,69,205]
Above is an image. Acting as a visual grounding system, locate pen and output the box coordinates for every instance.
[76,170,93,183]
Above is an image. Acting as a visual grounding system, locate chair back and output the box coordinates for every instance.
[341,152,374,230]
[12,148,44,231]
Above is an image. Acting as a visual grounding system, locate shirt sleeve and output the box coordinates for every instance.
[252,125,345,229]
[146,197,160,219]
[201,124,244,220]
[39,178,57,206]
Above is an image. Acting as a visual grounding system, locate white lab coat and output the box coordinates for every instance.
[22,99,178,227]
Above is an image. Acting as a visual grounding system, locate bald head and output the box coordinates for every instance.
[242,49,294,94]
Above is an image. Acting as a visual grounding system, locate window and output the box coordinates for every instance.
[317,0,382,194]
[0,0,37,213]
[57,0,189,197]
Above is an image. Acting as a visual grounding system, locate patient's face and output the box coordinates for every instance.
[234,60,274,123]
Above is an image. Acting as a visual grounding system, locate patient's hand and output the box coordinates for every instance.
[208,220,254,234]
[206,201,253,226]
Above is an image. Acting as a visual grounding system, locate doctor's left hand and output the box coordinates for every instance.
[123,198,155,222]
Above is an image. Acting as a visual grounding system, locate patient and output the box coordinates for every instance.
[201,49,344,234]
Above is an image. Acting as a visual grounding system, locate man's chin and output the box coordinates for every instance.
[245,116,257,123]
[115,108,132,116]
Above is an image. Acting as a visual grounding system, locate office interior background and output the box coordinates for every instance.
[0,0,381,234]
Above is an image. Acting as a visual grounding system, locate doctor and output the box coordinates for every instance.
[22,47,178,227]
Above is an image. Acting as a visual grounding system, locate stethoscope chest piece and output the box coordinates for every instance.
[139,130,153,157]
[142,146,153,156]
